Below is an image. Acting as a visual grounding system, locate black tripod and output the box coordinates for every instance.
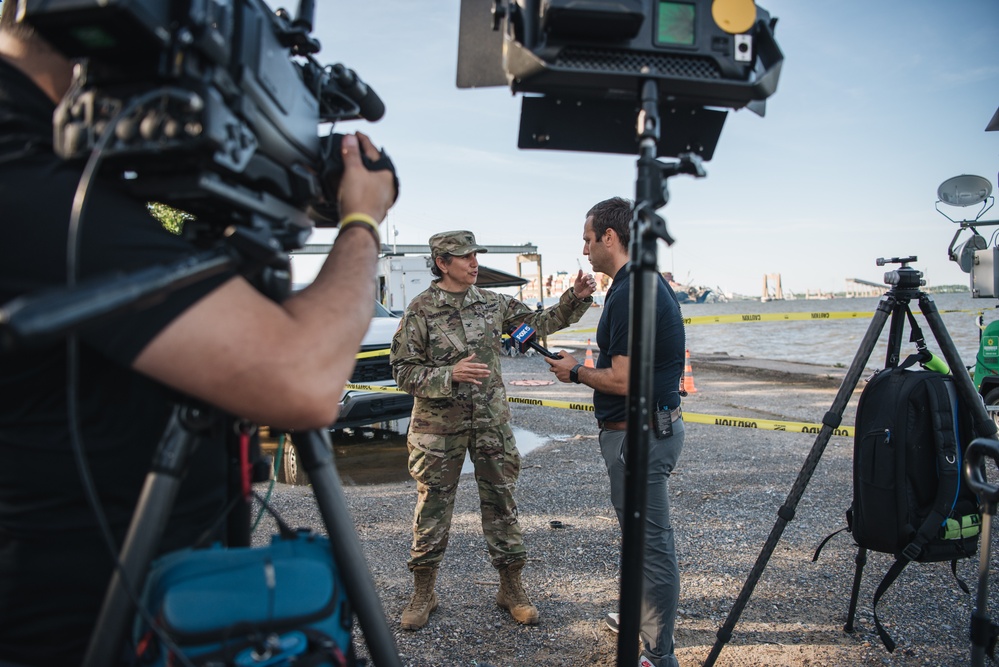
[702,256,999,667]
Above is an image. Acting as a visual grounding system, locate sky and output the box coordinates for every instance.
[293,0,999,298]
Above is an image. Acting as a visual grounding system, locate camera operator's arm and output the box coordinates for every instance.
[544,351,629,396]
[133,133,396,430]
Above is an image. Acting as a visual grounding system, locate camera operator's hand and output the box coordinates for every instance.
[337,132,396,224]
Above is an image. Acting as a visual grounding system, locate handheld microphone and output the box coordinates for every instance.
[510,323,562,359]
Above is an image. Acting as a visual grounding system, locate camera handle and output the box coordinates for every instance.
[615,80,705,667]
[0,224,292,352]
[702,267,999,666]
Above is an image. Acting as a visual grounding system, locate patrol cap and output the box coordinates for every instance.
[429,230,488,258]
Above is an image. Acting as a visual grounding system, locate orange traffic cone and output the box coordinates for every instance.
[584,339,595,368]
[680,349,697,394]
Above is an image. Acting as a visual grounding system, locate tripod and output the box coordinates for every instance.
[702,256,999,667]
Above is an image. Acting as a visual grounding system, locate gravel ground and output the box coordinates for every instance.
[254,347,999,667]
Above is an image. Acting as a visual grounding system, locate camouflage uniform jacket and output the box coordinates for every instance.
[391,283,591,434]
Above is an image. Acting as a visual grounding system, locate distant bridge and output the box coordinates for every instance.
[845,278,888,297]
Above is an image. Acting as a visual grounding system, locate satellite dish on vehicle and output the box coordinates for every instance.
[937,174,993,207]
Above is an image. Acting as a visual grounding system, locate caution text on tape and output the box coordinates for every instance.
[343,383,851,437]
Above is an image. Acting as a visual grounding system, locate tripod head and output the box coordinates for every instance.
[877,256,925,295]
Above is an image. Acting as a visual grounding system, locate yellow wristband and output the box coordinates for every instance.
[338,212,381,248]
[340,212,379,231]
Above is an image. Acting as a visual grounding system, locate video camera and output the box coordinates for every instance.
[16,0,384,250]
[457,0,783,159]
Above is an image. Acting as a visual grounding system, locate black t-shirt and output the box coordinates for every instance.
[0,60,233,666]
[593,265,685,422]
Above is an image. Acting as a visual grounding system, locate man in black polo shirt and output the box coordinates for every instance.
[545,197,685,667]
[0,7,396,665]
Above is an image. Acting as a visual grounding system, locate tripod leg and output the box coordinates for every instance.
[82,404,210,667]
[844,547,867,632]
[702,297,895,667]
[291,429,402,667]
[919,294,998,440]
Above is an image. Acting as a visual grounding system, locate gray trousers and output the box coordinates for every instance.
[599,419,684,667]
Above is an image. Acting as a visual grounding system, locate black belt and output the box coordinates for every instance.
[598,406,682,431]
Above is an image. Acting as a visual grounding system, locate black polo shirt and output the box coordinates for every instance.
[0,58,232,666]
[593,265,685,423]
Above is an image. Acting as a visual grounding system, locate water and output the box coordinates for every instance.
[682,293,996,371]
[325,292,997,486]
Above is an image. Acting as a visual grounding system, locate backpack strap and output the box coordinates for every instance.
[901,374,960,562]
[869,373,962,653]
[811,526,848,562]
[871,558,907,652]
[870,558,973,653]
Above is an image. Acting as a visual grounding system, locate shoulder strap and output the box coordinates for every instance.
[868,373,961,654]
[902,375,960,561]
[871,556,973,653]
[871,559,907,652]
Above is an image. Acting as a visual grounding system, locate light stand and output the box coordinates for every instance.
[617,80,704,667]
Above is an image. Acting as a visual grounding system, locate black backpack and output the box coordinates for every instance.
[816,358,982,651]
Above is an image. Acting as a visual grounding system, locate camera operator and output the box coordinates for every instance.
[0,7,396,666]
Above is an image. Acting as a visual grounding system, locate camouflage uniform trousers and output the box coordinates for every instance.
[406,423,525,570]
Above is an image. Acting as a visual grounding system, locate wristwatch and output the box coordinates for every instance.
[569,363,584,384]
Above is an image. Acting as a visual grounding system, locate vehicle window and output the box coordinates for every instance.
[373,301,395,318]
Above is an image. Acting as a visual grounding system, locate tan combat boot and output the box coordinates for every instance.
[496,560,539,624]
[400,566,439,630]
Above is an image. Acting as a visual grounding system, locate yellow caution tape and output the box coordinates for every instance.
[552,311,874,336]
[681,411,853,437]
[342,383,851,437]
[356,348,391,360]
[683,311,873,325]
[344,383,399,392]
[554,307,983,338]
[507,396,595,412]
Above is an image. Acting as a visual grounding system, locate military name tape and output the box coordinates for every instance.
[343,383,850,437]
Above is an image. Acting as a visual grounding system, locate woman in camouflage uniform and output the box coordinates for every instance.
[390,230,595,630]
